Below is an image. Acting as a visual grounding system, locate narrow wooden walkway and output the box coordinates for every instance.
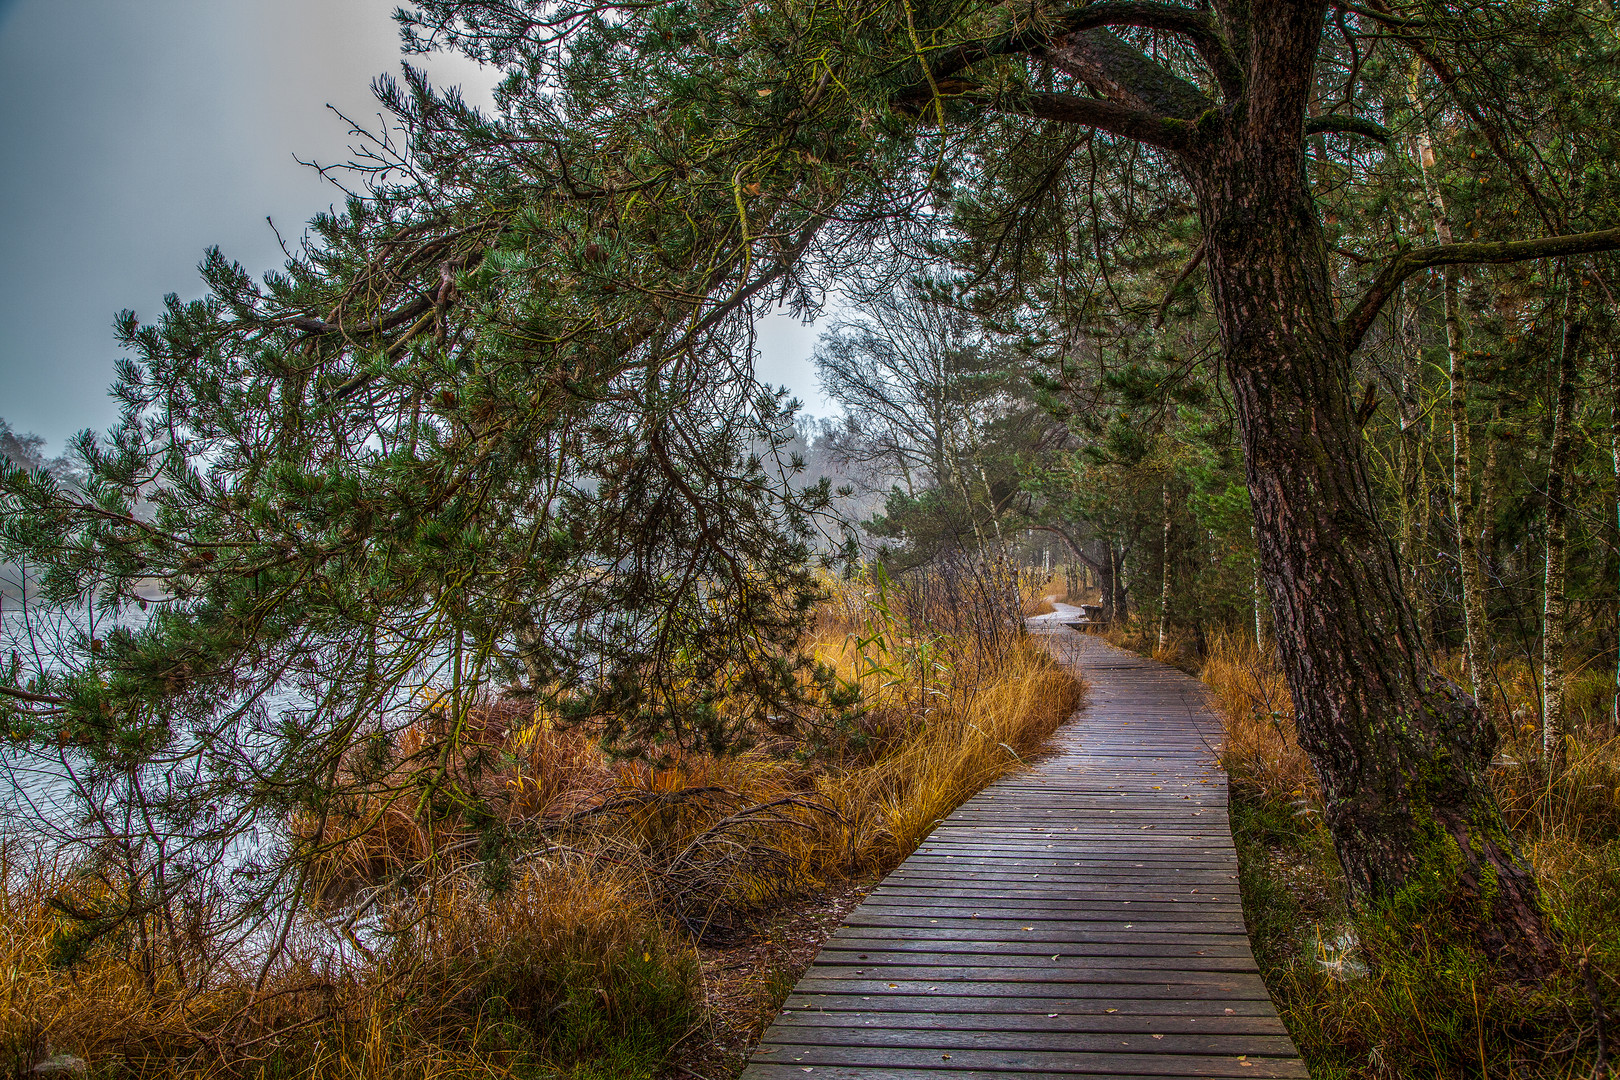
[740,624,1306,1079]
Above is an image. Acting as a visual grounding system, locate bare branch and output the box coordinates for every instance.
[906,2,1242,104]
[953,89,1195,150]
[1342,226,1620,353]
[0,684,68,706]
[1155,239,1206,328]
[1305,113,1390,142]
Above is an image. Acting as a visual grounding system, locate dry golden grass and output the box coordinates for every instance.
[1200,631,1620,1079]
[805,626,1083,872]
[3,848,661,1079]
[1200,629,1317,806]
[1016,568,1063,616]
[3,575,1083,1079]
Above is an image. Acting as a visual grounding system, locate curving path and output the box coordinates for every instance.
[739,614,1305,1079]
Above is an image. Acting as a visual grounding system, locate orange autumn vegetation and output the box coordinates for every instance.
[2,575,1082,1079]
[1199,629,1620,1079]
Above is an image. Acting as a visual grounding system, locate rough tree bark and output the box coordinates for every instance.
[1179,0,1556,974]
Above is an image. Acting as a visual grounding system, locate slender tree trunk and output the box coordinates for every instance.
[1098,542,1128,626]
[1613,347,1620,734]
[1185,13,1555,973]
[1543,309,1583,769]
[1096,543,1116,625]
[1391,305,1436,638]
[1158,481,1172,650]
[1112,544,1128,624]
[1252,553,1267,651]
[1411,70,1488,690]
[1482,400,1501,591]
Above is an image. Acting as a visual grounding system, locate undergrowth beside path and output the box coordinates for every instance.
[1202,631,1620,1080]
[1,571,1082,1079]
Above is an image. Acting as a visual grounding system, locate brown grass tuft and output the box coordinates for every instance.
[1201,629,1317,807]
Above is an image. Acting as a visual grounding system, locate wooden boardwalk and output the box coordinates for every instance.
[740,624,1306,1079]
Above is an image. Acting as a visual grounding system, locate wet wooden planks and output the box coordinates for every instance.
[740,628,1304,1079]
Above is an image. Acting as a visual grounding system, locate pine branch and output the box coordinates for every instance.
[905,2,1242,104]
[1342,226,1620,352]
[1305,114,1390,141]
[977,89,1197,149]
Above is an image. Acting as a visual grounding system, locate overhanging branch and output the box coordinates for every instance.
[1026,524,1105,574]
[1045,28,1213,123]
[0,684,69,706]
[978,90,1194,149]
[1306,114,1390,142]
[1341,226,1620,352]
[909,2,1241,103]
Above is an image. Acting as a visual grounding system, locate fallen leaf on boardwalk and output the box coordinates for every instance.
[1047,1013,1059,1017]
[1105,1008,1118,1013]
[1153,1034,1164,1040]
[1225,1008,1235,1014]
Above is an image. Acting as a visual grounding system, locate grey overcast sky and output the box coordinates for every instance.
[0,0,828,452]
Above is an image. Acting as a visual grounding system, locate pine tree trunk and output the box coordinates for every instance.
[1445,276,1489,689]
[1112,544,1128,624]
[1482,401,1501,592]
[1392,312,1434,637]
[1185,17,1556,973]
[1543,310,1583,769]
[1097,544,1117,625]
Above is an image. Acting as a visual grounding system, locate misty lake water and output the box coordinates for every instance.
[1,604,393,960]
